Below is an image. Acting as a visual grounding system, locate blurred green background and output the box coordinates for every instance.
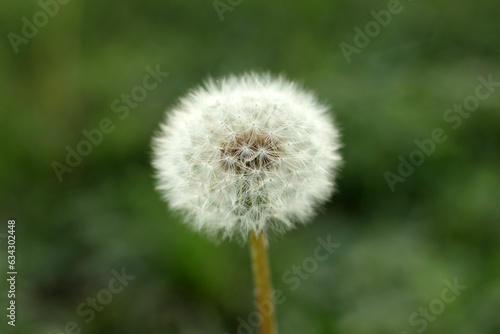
[1,0,500,333]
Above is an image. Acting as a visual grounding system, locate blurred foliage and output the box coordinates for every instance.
[1,0,500,333]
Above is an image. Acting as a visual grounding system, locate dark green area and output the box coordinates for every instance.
[1,0,499,333]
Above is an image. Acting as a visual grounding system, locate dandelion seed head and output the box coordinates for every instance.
[152,73,342,241]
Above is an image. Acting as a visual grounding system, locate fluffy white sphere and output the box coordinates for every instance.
[152,73,342,241]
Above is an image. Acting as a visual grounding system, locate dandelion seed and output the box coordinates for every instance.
[152,73,342,334]
[152,72,342,241]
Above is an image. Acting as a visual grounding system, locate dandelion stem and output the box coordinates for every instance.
[249,231,277,334]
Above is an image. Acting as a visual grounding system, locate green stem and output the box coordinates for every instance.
[249,231,277,334]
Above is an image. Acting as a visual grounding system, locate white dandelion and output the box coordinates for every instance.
[152,72,342,334]
[152,72,342,241]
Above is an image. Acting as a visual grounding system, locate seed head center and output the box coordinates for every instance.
[220,132,280,173]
